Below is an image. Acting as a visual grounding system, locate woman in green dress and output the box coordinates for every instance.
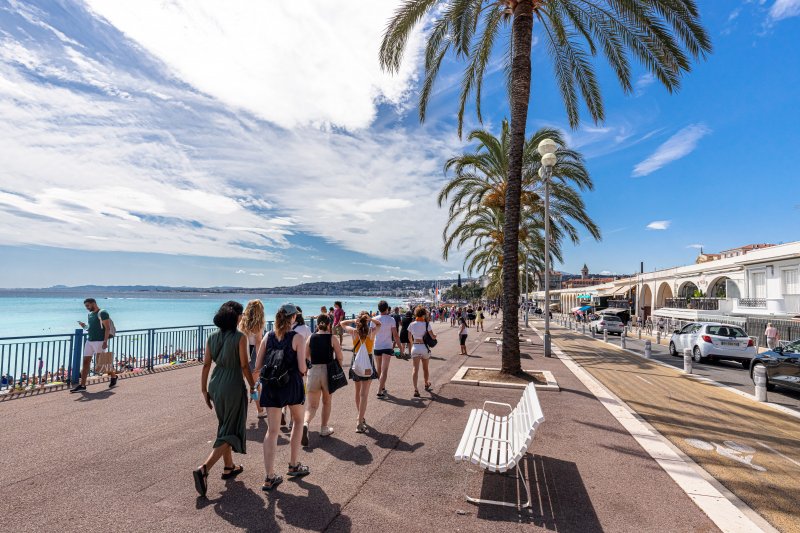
[193,301,257,497]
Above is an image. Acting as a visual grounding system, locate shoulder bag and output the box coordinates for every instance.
[326,335,348,393]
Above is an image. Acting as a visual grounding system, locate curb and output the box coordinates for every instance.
[450,366,559,390]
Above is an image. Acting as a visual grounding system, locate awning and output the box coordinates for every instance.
[579,305,592,311]
[570,306,583,312]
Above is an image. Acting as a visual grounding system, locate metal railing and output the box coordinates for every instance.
[738,298,766,308]
[664,298,720,311]
[0,314,353,393]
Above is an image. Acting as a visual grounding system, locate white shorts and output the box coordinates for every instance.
[306,364,328,393]
[411,343,430,359]
[83,340,105,358]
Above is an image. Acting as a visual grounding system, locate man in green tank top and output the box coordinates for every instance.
[70,298,117,393]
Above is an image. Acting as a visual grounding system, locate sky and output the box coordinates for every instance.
[0,0,798,288]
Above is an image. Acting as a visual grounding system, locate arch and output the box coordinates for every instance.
[641,284,653,318]
[678,281,699,298]
[656,282,673,309]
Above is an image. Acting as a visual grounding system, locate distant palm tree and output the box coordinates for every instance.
[381,0,710,373]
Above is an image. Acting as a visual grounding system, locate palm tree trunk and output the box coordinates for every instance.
[500,1,533,375]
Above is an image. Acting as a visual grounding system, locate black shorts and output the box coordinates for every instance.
[374,348,393,356]
[459,334,468,346]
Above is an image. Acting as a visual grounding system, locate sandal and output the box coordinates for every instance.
[262,474,283,492]
[192,465,208,497]
[287,462,310,477]
[413,390,420,398]
[221,464,244,479]
[424,382,433,392]
[257,410,268,419]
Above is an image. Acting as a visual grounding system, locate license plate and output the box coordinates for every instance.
[721,340,738,346]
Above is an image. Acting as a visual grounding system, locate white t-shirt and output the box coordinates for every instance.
[407,320,430,342]
[293,324,313,342]
[374,314,397,350]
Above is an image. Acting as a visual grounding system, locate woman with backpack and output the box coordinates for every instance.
[193,301,256,498]
[340,313,381,433]
[301,314,344,446]
[408,306,437,398]
[239,300,266,418]
[254,303,309,492]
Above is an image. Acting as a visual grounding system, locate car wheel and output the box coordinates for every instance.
[692,346,705,363]
[669,342,678,357]
[751,363,776,391]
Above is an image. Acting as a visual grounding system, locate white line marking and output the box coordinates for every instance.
[757,441,800,469]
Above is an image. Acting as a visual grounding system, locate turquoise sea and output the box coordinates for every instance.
[0,292,405,339]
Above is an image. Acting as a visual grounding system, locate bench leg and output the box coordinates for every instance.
[465,462,532,509]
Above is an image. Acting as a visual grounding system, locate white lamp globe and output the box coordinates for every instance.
[537,137,558,156]
[541,152,557,168]
[538,167,544,178]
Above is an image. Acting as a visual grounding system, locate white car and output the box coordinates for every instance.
[668,322,756,366]
[590,315,624,335]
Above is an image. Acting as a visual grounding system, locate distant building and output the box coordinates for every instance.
[696,243,775,264]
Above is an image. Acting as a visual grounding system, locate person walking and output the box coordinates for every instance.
[340,313,381,433]
[193,301,257,497]
[71,298,116,393]
[408,306,436,398]
[302,314,344,445]
[458,317,469,355]
[398,309,413,360]
[765,323,780,350]
[333,301,346,346]
[475,306,485,332]
[239,300,266,418]
[254,303,309,492]
[374,300,401,399]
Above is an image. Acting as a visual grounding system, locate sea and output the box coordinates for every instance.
[0,291,406,339]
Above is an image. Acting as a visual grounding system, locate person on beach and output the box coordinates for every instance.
[459,317,469,355]
[302,314,344,446]
[408,306,437,398]
[71,298,116,393]
[193,301,257,498]
[254,303,310,492]
[333,301,345,345]
[765,323,780,350]
[239,300,267,418]
[374,301,402,399]
[340,313,381,433]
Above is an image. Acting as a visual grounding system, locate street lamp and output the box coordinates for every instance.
[538,138,558,357]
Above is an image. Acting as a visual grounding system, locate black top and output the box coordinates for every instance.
[400,314,413,334]
[265,331,299,373]
[392,313,402,330]
[309,332,334,365]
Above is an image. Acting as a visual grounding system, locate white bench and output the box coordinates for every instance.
[454,382,545,508]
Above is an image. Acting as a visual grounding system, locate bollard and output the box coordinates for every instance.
[683,348,693,374]
[621,335,626,350]
[591,327,596,339]
[638,328,642,340]
[582,323,586,335]
[603,328,608,343]
[656,331,661,345]
[644,340,651,359]
[753,365,768,402]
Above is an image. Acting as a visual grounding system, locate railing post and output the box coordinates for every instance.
[70,328,83,385]
[310,317,316,332]
[197,326,204,362]
[147,328,155,371]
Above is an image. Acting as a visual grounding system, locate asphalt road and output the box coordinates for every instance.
[542,317,800,412]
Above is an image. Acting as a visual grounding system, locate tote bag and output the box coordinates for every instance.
[326,336,348,393]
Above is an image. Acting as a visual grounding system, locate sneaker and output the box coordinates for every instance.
[70,385,86,393]
[320,426,334,437]
[301,424,309,447]
[287,462,310,478]
[109,376,118,389]
[376,389,386,399]
[356,420,366,433]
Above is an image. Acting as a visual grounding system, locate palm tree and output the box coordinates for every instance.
[381,0,710,373]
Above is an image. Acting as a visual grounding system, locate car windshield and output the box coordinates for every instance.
[783,340,800,353]
[602,316,621,322]
[706,325,747,338]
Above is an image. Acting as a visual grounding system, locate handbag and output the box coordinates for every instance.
[95,352,114,374]
[423,321,438,348]
[326,336,348,394]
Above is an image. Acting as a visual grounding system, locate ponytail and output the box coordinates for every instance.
[274,309,293,335]
[356,313,370,340]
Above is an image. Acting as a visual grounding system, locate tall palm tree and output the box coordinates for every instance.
[381,0,710,373]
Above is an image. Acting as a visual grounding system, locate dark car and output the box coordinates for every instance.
[750,339,800,392]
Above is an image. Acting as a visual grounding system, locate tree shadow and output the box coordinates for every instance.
[307,434,373,466]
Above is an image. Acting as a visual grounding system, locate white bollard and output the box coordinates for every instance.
[753,365,768,402]
[591,327,596,339]
[656,331,661,345]
[582,323,586,335]
[638,328,642,340]
[621,335,626,350]
[603,329,608,343]
[644,340,651,359]
[683,348,693,374]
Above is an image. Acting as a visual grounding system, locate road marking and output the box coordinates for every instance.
[635,375,654,386]
[757,441,800,469]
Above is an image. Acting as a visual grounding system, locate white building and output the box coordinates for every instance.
[533,241,800,321]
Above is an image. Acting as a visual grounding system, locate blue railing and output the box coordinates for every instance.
[0,314,350,393]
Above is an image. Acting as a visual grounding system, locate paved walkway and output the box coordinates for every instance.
[0,316,723,532]
[543,320,800,533]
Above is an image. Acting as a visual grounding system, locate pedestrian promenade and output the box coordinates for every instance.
[543,320,800,533]
[0,315,727,532]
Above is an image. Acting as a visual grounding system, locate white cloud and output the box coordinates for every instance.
[84,0,426,130]
[634,73,655,96]
[600,270,612,275]
[444,270,461,275]
[687,243,704,249]
[283,276,298,280]
[302,275,313,278]
[632,124,710,177]
[769,0,800,20]
[235,269,246,274]
[646,220,671,230]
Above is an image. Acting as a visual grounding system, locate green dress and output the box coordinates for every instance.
[207,330,247,453]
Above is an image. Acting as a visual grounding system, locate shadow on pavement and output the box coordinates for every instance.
[278,477,352,532]
[72,390,115,401]
[428,391,466,407]
[365,424,424,453]
[475,455,602,533]
[310,434,374,465]
[196,479,280,533]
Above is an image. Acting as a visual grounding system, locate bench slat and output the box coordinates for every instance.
[470,409,491,466]
[498,413,509,470]
[454,409,480,462]
[480,413,497,469]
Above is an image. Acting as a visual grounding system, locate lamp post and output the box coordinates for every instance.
[524,257,529,328]
[538,138,558,358]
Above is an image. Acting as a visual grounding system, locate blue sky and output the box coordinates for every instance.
[0,0,798,288]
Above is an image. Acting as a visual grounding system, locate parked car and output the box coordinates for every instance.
[668,322,756,366]
[749,339,800,392]
[589,315,624,335]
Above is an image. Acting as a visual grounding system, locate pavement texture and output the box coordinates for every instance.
[1,315,719,532]
[544,320,800,533]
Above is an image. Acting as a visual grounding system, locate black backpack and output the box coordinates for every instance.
[260,331,295,389]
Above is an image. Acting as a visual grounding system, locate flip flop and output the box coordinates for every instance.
[221,464,244,479]
[193,465,208,497]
